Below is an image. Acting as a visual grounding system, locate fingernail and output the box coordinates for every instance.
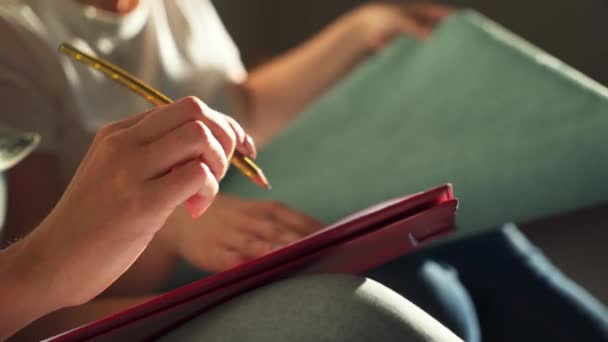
[186,193,208,219]
[243,135,257,159]
[186,202,202,219]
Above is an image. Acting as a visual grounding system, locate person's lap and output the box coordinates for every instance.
[163,224,608,341]
[158,274,461,342]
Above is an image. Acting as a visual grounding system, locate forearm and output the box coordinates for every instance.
[101,205,193,297]
[0,223,157,339]
[0,239,63,340]
[100,225,180,297]
[8,296,153,341]
[233,11,369,145]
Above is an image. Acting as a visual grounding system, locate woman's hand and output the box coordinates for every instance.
[346,2,452,52]
[162,194,323,272]
[8,97,256,315]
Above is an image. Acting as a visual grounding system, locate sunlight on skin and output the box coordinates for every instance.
[77,0,140,15]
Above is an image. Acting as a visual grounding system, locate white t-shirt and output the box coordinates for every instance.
[0,0,246,184]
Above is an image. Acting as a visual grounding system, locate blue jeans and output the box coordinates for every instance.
[366,224,608,342]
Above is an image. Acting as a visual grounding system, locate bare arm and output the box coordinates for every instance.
[8,295,152,341]
[0,239,151,341]
[228,3,450,145]
[100,226,179,296]
[0,98,256,340]
[2,131,176,298]
[0,240,58,340]
[227,9,368,145]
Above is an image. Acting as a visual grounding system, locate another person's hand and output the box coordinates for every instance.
[162,194,323,272]
[5,97,256,313]
[346,2,452,51]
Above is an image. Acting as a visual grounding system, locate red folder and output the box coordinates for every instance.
[49,184,457,341]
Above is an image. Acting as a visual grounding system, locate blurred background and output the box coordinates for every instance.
[213,0,608,304]
[214,0,608,86]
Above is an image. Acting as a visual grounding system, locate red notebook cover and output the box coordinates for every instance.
[49,184,457,341]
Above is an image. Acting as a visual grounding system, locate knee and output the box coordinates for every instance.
[160,274,461,342]
[263,274,461,342]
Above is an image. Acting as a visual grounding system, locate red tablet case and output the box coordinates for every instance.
[49,184,457,341]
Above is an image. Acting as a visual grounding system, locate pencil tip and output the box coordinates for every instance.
[252,172,272,190]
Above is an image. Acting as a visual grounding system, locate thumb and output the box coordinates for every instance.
[146,160,219,219]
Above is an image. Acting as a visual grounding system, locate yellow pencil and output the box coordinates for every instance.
[58,43,270,190]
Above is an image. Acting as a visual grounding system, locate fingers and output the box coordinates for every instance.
[131,97,207,142]
[201,108,257,159]
[395,4,452,40]
[212,227,274,260]
[186,243,249,273]
[144,120,229,180]
[223,114,257,158]
[214,248,249,272]
[132,97,256,158]
[261,202,323,236]
[407,4,452,21]
[231,202,322,247]
[131,97,257,182]
[101,109,154,135]
[144,160,218,217]
[240,218,304,245]
[199,108,238,158]
[396,16,432,40]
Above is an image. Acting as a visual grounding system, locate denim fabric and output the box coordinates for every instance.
[367,224,608,342]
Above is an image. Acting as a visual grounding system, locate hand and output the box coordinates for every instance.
[18,97,256,310]
[346,2,452,52]
[163,194,323,272]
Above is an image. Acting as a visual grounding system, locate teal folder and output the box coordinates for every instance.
[222,10,608,235]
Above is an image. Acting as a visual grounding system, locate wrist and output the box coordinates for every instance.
[0,237,65,335]
[340,7,380,56]
[155,206,188,260]
[15,234,69,308]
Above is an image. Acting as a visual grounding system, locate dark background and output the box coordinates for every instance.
[212,0,608,304]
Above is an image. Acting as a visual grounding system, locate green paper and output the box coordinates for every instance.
[222,10,608,235]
